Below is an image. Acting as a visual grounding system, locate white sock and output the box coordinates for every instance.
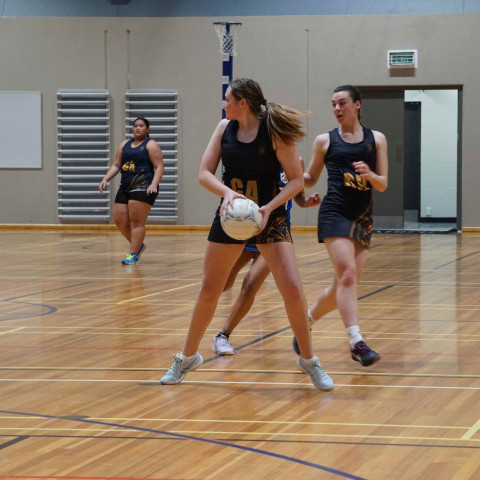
[179,353,196,362]
[301,355,317,364]
[346,326,363,348]
[307,310,316,324]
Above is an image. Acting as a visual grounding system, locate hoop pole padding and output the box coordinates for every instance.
[221,24,233,118]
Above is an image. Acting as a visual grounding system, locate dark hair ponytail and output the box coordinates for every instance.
[229,77,306,144]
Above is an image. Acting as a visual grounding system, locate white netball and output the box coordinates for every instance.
[220,198,263,240]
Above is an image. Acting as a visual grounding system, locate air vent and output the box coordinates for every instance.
[387,49,417,69]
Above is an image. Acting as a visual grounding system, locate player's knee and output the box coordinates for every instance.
[338,267,356,288]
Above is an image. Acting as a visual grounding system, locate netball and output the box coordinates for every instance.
[220,198,263,240]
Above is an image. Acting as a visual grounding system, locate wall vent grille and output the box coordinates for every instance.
[57,89,110,221]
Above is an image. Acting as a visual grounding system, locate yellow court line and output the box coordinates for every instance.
[0,427,476,443]
[461,418,480,440]
[0,327,24,336]
[2,378,480,391]
[3,330,480,344]
[0,415,467,431]
[4,325,480,340]
[117,282,202,304]
[85,417,467,431]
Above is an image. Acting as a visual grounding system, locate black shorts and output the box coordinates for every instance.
[208,207,293,245]
[115,187,158,206]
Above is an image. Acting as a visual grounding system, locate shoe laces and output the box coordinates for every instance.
[216,333,229,346]
[166,354,183,375]
[353,341,370,353]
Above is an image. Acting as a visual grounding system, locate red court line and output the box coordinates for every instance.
[0,476,184,480]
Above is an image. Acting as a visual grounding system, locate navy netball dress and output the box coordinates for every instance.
[208,119,292,245]
[120,138,155,192]
[317,126,377,247]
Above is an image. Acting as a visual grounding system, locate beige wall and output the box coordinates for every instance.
[0,14,479,227]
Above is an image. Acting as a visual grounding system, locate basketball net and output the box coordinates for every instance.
[214,22,242,56]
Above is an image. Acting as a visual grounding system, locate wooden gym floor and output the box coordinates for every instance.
[0,229,480,480]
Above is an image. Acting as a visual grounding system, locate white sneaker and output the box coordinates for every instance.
[297,356,334,391]
[212,332,235,355]
[160,353,203,384]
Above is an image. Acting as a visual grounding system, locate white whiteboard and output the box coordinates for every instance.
[0,92,42,168]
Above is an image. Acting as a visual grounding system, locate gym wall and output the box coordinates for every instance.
[0,14,478,228]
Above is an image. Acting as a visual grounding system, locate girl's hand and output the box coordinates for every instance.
[220,190,246,217]
[98,179,108,193]
[147,184,158,195]
[305,192,321,206]
[256,204,272,234]
[353,161,372,178]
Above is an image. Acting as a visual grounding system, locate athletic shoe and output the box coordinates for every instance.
[297,355,334,391]
[122,253,139,264]
[212,332,235,355]
[350,341,381,367]
[137,243,146,258]
[292,311,314,355]
[160,353,204,384]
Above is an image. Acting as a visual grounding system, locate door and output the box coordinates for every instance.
[404,101,421,221]
[361,89,405,229]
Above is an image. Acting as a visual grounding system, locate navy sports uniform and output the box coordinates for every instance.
[318,126,377,247]
[115,138,158,206]
[208,119,292,245]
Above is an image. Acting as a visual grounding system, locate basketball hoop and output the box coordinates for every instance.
[213,22,242,56]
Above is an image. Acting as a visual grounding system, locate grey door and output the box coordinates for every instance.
[360,89,405,229]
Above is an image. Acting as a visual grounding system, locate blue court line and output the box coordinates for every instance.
[434,250,480,269]
[1,433,478,451]
[0,301,57,322]
[3,282,92,302]
[0,282,93,322]
[0,435,28,450]
[0,410,367,480]
[358,285,393,300]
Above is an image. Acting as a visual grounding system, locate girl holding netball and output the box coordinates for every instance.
[160,78,333,391]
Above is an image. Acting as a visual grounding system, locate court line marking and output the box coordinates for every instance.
[0,410,366,480]
[117,282,202,304]
[2,282,92,302]
[461,418,480,440]
[434,250,480,269]
[2,324,480,340]
[2,366,480,379]
[1,378,480,391]
[0,415,467,430]
[0,327,24,336]
[0,427,476,443]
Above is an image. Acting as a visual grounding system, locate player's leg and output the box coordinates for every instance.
[325,237,379,366]
[161,242,244,384]
[213,253,270,355]
[258,242,333,391]
[223,250,257,292]
[224,253,270,334]
[113,202,131,243]
[182,242,244,356]
[310,242,368,321]
[126,199,151,256]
